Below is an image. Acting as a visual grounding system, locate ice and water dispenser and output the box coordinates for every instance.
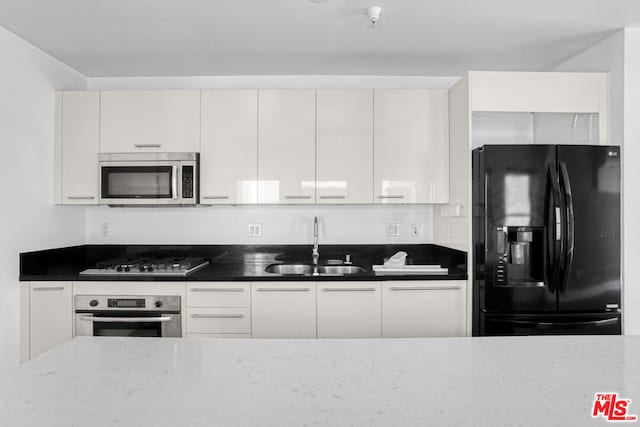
[495,226,544,287]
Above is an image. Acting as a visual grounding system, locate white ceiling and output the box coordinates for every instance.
[1,0,639,77]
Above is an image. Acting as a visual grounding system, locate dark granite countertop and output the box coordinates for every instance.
[20,244,467,282]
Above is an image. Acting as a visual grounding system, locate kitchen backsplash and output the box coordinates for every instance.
[85,205,433,245]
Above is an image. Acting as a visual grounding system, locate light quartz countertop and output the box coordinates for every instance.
[1,336,638,427]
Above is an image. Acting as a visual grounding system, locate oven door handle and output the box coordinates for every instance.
[78,316,174,323]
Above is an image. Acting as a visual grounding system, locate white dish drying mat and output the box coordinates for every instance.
[372,265,449,275]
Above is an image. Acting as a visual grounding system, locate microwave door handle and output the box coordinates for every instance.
[173,165,180,200]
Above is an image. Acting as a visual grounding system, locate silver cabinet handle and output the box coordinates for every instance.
[319,195,346,199]
[190,287,244,293]
[134,144,161,148]
[389,286,461,291]
[377,195,405,199]
[67,196,95,200]
[323,288,376,292]
[32,286,65,291]
[190,313,244,319]
[202,196,230,200]
[79,316,173,322]
[284,195,312,200]
[255,288,311,292]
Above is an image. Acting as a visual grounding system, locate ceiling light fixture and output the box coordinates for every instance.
[367,6,382,28]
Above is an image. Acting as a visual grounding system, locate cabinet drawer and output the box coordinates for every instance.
[187,333,251,339]
[186,283,250,307]
[186,308,251,334]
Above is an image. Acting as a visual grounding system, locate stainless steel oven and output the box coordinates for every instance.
[74,295,182,337]
[98,152,198,205]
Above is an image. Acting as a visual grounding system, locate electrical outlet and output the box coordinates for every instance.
[386,223,400,237]
[101,222,110,238]
[410,223,420,237]
[248,223,262,237]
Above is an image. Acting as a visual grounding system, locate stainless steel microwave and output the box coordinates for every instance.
[98,152,198,205]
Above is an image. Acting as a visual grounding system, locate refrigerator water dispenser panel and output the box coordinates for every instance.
[495,226,544,287]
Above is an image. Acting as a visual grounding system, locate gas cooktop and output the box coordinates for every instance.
[79,256,210,277]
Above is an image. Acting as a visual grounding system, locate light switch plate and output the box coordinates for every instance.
[386,223,400,237]
[248,223,262,237]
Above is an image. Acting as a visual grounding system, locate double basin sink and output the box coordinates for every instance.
[264,263,367,276]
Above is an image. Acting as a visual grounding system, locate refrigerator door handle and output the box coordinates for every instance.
[559,162,575,293]
[491,318,618,327]
[546,165,564,292]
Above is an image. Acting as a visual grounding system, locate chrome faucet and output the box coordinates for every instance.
[312,216,319,276]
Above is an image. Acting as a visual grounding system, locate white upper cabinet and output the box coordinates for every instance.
[374,89,450,204]
[258,90,316,204]
[469,72,609,145]
[55,91,100,205]
[99,90,201,153]
[200,90,258,204]
[316,89,373,204]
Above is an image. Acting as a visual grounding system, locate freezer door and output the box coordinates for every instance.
[476,145,558,313]
[556,145,621,312]
[481,312,621,336]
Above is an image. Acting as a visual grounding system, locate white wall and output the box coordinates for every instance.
[85,205,434,245]
[0,26,87,371]
[554,29,639,335]
[85,75,457,246]
[555,31,624,148]
[622,29,640,335]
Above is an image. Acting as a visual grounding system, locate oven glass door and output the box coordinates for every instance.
[101,165,175,199]
[76,312,181,337]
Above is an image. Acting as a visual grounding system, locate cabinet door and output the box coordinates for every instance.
[29,282,72,358]
[317,282,381,338]
[316,90,373,204]
[57,91,100,204]
[382,281,466,338]
[251,282,316,338]
[100,90,200,153]
[374,89,449,204]
[201,90,258,204]
[258,90,316,204]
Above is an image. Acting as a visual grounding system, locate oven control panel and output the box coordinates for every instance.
[108,298,145,308]
[74,295,181,312]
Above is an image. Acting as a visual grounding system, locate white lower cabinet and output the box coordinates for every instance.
[186,308,251,334]
[186,283,251,337]
[317,282,381,338]
[382,281,466,338]
[251,282,316,338]
[187,333,251,338]
[29,282,73,358]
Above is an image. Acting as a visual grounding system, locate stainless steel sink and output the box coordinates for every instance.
[264,263,314,275]
[264,263,367,275]
[317,265,366,275]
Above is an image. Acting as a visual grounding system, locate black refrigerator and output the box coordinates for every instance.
[472,145,621,336]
